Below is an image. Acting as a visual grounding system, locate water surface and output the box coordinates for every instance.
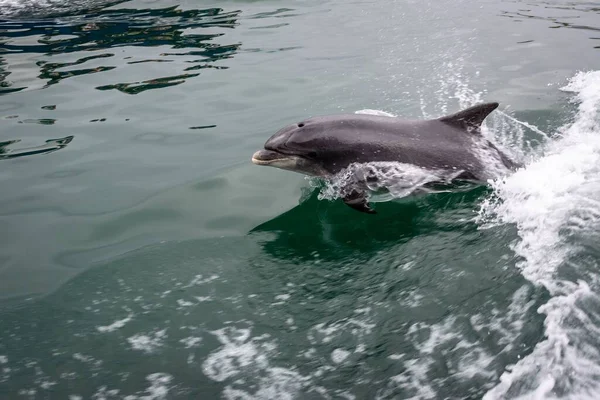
[1,0,600,398]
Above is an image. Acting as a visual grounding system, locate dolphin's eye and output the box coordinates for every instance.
[297,123,305,128]
[308,151,317,158]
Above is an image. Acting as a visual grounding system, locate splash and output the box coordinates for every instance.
[422,60,549,165]
[481,70,600,399]
[317,63,546,206]
[317,161,472,204]
[354,109,397,117]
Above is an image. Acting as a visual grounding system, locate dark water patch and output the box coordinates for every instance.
[40,104,55,110]
[189,125,217,130]
[183,64,229,72]
[249,23,290,30]
[44,168,85,179]
[242,46,302,54]
[250,188,490,262]
[192,177,228,191]
[160,43,241,59]
[0,135,72,160]
[41,63,117,86]
[247,8,296,19]
[126,59,173,65]
[96,72,200,94]
[18,118,56,124]
[35,53,115,88]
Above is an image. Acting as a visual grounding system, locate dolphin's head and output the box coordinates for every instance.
[252,113,398,176]
[252,119,334,176]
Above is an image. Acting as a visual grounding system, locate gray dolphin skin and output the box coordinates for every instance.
[252,102,519,214]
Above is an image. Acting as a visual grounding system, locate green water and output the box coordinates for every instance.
[1,0,600,398]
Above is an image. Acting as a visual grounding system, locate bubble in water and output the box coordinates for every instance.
[481,70,600,399]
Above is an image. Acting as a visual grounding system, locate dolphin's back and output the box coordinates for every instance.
[298,114,486,178]
[263,102,515,181]
[255,102,516,213]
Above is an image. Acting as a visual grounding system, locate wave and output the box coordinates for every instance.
[481,70,600,399]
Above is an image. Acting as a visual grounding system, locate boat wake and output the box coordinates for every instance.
[480,70,600,399]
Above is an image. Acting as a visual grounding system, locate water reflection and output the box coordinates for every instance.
[0,0,128,19]
[500,1,600,43]
[249,187,489,263]
[0,135,73,159]
[0,4,241,94]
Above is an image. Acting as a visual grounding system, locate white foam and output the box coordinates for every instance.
[91,386,120,399]
[38,379,57,389]
[202,325,311,398]
[127,329,167,354]
[202,327,275,382]
[96,314,133,333]
[387,358,437,400]
[176,299,194,307]
[0,359,10,384]
[183,274,219,288]
[122,373,172,400]
[308,317,376,346]
[179,336,202,348]
[222,368,309,400]
[481,70,600,399]
[404,289,425,308]
[469,285,537,354]
[380,302,537,400]
[331,349,350,364]
[73,353,102,367]
[92,376,172,400]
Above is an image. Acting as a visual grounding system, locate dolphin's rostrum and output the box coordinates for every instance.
[252,102,520,213]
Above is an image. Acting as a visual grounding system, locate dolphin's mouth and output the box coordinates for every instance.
[251,149,295,165]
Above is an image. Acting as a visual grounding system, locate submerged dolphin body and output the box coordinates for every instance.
[252,102,519,213]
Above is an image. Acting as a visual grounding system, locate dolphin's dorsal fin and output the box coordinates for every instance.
[438,102,499,131]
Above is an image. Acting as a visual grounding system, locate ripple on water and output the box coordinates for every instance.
[0,136,73,160]
[0,6,241,95]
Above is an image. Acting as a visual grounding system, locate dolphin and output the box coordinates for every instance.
[252,102,519,214]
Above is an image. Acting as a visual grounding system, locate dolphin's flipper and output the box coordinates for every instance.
[438,102,499,131]
[343,189,376,214]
